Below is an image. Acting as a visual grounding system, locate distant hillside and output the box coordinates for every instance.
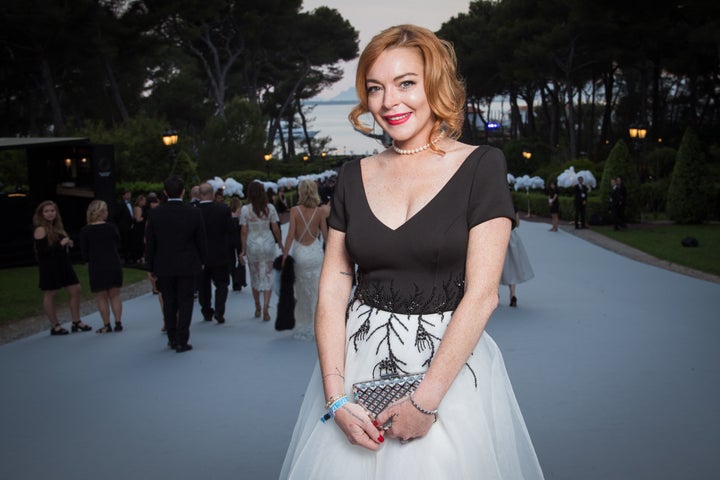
[309,87,358,104]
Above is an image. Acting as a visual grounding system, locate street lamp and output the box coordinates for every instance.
[628,124,648,180]
[264,153,272,179]
[628,125,647,141]
[303,154,309,167]
[521,150,533,217]
[162,129,179,175]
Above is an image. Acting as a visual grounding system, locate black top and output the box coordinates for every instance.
[80,223,123,292]
[329,146,514,315]
[35,235,79,291]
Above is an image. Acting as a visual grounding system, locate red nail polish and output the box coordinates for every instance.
[378,435,384,443]
[372,420,379,427]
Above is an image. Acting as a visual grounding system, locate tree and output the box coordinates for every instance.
[197,97,266,179]
[599,140,640,220]
[263,6,358,158]
[666,129,710,223]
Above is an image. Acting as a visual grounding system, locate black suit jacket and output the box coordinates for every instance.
[197,201,234,266]
[115,200,134,233]
[145,200,207,276]
[573,184,589,206]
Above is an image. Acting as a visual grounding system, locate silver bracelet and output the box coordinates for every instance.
[409,393,438,422]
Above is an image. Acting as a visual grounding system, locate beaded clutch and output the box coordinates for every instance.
[352,373,425,417]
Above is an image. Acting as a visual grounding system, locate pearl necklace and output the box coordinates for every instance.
[392,133,445,155]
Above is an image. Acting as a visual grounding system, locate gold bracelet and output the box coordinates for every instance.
[324,393,346,409]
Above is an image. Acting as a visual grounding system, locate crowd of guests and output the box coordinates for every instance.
[33,175,335,351]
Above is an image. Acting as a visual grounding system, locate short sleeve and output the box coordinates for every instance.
[467,147,515,228]
[268,204,279,222]
[328,161,352,232]
[239,205,248,226]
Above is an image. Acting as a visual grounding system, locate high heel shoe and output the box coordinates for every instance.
[96,324,113,334]
[254,305,262,318]
[114,322,123,332]
[71,321,92,332]
[509,296,517,307]
[262,306,271,322]
[50,324,69,336]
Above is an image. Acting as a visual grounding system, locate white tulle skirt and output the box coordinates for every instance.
[279,300,544,479]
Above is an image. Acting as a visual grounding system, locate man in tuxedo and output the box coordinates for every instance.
[197,182,234,323]
[573,176,589,229]
[145,175,207,353]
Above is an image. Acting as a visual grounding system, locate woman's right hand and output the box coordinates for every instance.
[333,402,385,451]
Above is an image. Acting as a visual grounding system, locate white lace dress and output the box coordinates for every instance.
[289,207,324,340]
[240,204,279,291]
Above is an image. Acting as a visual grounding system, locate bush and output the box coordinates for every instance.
[598,140,641,221]
[117,181,164,197]
[638,179,670,217]
[667,129,711,223]
[511,189,609,224]
[644,146,677,180]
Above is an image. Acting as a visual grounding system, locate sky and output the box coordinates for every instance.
[301,0,472,99]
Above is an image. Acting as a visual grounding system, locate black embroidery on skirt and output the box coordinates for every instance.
[352,274,465,315]
[348,274,477,387]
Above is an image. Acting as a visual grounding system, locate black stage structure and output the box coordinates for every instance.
[0,138,115,267]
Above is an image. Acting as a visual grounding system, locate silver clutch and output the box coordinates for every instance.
[352,373,425,417]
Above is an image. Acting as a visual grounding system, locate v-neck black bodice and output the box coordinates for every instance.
[329,146,514,315]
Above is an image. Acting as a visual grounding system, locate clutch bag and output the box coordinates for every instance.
[352,373,425,417]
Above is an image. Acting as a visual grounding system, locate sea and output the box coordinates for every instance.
[304,102,387,157]
[305,99,513,157]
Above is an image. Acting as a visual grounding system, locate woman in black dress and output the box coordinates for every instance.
[80,200,124,333]
[33,200,91,335]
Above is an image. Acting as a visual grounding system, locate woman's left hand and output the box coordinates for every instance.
[375,396,435,443]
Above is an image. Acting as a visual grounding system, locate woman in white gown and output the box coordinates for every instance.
[280,25,544,479]
[281,179,329,340]
[240,181,282,321]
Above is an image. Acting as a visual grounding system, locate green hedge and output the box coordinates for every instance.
[511,191,613,224]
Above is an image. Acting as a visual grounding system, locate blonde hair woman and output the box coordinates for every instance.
[32,200,89,335]
[80,200,124,333]
[281,179,329,339]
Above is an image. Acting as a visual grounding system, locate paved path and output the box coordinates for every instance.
[1,221,718,479]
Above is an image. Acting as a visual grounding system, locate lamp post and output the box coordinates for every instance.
[162,129,179,175]
[302,154,309,168]
[628,124,648,180]
[522,150,532,217]
[264,153,272,179]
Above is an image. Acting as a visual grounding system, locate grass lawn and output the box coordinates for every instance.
[591,223,720,277]
[0,265,149,326]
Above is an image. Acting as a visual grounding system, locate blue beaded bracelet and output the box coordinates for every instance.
[320,396,348,423]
